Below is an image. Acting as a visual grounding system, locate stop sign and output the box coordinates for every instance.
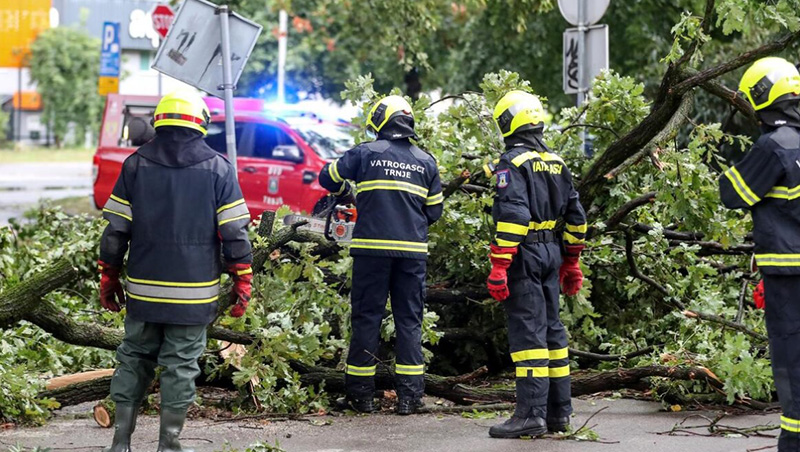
[151,4,175,39]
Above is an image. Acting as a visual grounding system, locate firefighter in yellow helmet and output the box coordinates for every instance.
[485,91,586,438]
[719,57,800,451]
[319,95,444,414]
[99,90,252,451]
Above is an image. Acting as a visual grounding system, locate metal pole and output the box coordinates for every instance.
[577,0,587,156]
[17,62,22,144]
[218,5,238,173]
[277,9,287,104]
[157,41,163,96]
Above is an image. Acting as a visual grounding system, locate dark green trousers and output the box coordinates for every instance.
[110,316,207,411]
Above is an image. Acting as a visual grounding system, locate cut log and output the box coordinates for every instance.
[93,398,115,428]
[46,369,115,391]
[40,376,112,406]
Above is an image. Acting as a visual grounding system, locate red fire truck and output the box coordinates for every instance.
[93,94,354,217]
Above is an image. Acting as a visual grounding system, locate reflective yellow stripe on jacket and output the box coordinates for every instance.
[126,277,220,305]
[723,167,760,206]
[755,254,800,267]
[766,185,800,200]
[103,194,133,221]
[350,238,428,254]
[357,179,428,198]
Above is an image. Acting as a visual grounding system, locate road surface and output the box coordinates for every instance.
[0,399,779,452]
[0,162,93,225]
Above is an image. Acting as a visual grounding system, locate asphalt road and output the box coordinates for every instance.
[0,399,780,452]
[0,162,93,224]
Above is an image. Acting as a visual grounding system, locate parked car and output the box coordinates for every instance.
[93,94,354,218]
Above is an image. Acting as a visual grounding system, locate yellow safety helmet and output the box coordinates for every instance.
[493,90,545,137]
[739,57,800,111]
[366,95,414,136]
[153,90,211,135]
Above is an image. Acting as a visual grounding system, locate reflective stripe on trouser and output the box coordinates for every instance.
[346,256,426,400]
[764,275,800,451]
[504,241,572,419]
[110,316,207,411]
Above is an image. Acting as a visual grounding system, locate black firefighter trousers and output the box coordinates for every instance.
[504,241,572,420]
[345,256,426,401]
[765,275,800,451]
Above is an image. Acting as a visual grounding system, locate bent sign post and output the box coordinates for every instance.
[151,0,263,172]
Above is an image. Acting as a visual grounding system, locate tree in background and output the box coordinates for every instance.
[28,27,104,148]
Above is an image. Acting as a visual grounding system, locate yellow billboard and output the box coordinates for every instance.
[0,0,51,67]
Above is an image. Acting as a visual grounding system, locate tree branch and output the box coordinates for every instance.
[604,192,657,231]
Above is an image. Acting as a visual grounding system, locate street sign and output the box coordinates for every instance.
[558,0,610,26]
[151,0,263,97]
[563,24,608,94]
[151,4,175,39]
[99,21,121,95]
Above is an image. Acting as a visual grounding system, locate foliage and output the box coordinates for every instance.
[0,107,9,148]
[0,206,113,424]
[28,26,104,148]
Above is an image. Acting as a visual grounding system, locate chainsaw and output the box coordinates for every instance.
[283,204,357,243]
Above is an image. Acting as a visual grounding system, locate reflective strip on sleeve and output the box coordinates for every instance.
[723,167,760,206]
[490,253,513,260]
[549,365,570,378]
[566,223,588,233]
[564,232,585,244]
[755,254,800,267]
[357,180,428,198]
[103,195,133,221]
[236,267,253,276]
[497,222,529,236]
[217,198,245,214]
[395,364,424,375]
[103,208,132,222]
[529,220,557,230]
[329,160,343,183]
[515,366,549,378]
[765,185,800,200]
[426,192,444,206]
[549,348,569,360]
[511,348,549,362]
[782,416,800,432]
[346,364,376,377]
[218,199,250,225]
[350,238,428,254]
[494,238,521,248]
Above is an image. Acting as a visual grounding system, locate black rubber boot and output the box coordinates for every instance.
[157,408,194,452]
[547,416,570,433]
[103,405,138,452]
[489,416,547,439]
[396,398,424,415]
[335,396,376,413]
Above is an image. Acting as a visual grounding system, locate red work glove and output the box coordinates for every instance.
[559,244,585,296]
[487,244,517,301]
[228,263,253,317]
[753,279,765,310]
[98,260,125,312]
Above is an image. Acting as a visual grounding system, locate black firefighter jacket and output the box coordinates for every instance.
[720,125,800,275]
[491,142,587,253]
[318,138,443,259]
[99,127,253,325]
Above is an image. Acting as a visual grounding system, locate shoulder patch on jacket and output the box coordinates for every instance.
[768,126,800,150]
[496,169,510,188]
[362,140,392,154]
